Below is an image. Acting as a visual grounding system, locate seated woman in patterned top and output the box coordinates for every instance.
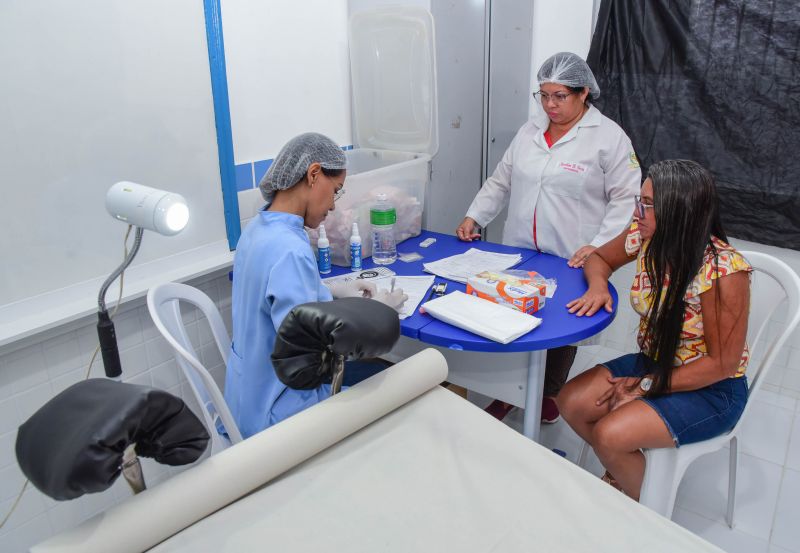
[557,159,752,500]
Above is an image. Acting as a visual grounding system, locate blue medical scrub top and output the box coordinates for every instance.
[225,210,333,438]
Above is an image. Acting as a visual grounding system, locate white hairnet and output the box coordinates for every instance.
[259,132,347,202]
[537,52,600,100]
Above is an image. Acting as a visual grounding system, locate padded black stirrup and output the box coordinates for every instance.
[272,297,400,390]
[15,379,209,500]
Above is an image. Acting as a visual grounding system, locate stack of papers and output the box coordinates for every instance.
[423,248,522,283]
[422,291,542,344]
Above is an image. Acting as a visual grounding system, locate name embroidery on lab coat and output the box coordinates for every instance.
[558,162,587,174]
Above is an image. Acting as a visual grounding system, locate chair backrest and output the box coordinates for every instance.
[737,251,800,404]
[147,282,243,452]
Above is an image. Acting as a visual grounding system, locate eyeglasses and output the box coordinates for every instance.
[634,195,654,218]
[333,187,346,202]
[532,91,576,105]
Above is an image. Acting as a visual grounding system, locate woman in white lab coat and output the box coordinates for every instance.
[456,52,641,423]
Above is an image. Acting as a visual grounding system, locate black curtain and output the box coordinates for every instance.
[587,0,800,249]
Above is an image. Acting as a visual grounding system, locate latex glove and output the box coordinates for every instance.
[326,280,377,299]
[373,288,409,312]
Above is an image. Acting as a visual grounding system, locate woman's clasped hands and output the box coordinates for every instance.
[595,376,645,411]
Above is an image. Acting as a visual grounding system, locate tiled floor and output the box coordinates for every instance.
[476,345,800,553]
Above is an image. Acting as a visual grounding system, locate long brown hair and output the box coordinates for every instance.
[641,160,727,395]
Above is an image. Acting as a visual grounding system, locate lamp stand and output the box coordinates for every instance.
[97,227,144,378]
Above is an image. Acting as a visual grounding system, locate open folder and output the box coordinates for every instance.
[421,291,542,344]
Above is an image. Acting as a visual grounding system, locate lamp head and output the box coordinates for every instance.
[106,181,189,236]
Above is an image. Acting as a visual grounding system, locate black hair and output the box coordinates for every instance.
[321,167,345,178]
[641,160,728,396]
[291,166,345,188]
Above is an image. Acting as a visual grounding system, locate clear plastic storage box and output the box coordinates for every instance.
[309,6,438,266]
[309,148,430,265]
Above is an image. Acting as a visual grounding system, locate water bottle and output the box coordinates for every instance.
[370,193,397,265]
[349,222,362,271]
[317,223,331,274]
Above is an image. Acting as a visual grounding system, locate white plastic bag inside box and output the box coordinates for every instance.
[308,148,430,266]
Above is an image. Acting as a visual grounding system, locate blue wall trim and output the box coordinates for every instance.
[203,0,241,250]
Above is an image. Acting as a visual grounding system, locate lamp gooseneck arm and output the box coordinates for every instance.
[98,227,144,312]
[96,226,144,378]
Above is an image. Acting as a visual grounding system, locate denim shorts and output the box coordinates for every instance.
[601,353,748,447]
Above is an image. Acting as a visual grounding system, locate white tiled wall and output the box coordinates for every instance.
[0,271,232,553]
[1,238,799,552]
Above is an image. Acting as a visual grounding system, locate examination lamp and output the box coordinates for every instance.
[98,182,189,377]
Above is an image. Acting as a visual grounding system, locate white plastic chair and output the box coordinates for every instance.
[577,251,800,525]
[147,282,243,454]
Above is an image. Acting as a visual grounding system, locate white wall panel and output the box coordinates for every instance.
[0,0,227,306]
[222,0,351,162]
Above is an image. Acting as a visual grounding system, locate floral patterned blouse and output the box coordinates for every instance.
[625,221,752,377]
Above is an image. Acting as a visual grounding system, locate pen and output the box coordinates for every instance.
[390,277,396,293]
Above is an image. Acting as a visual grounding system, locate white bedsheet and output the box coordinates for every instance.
[152,394,719,552]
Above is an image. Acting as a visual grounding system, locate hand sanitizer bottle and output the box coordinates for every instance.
[350,222,362,271]
[317,224,331,274]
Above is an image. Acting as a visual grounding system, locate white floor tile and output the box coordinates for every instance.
[770,469,800,552]
[738,400,793,465]
[770,544,796,553]
[675,450,782,540]
[781,368,800,394]
[784,413,800,471]
[673,507,769,553]
[753,388,797,412]
[595,346,628,362]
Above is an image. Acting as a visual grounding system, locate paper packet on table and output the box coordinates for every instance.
[465,270,549,315]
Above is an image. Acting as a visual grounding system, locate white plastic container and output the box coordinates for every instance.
[310,6,438,266]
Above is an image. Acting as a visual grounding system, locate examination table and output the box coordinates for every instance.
[28,299,722,553]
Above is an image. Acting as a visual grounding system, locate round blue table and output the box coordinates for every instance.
[331,230,618,441]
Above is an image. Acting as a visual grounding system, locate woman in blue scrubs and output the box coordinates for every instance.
[225,132,407,438]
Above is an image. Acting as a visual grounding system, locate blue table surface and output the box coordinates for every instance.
[329,230,618,352]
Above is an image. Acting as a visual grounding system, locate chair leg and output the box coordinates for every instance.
[640,449,682,519]
[726,436,738,528]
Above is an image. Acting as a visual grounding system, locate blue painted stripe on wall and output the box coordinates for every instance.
[253,159,273,186]
[234,163,254,192]
[203,0,241,250]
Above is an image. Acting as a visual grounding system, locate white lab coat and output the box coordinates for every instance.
[466,104,641,259]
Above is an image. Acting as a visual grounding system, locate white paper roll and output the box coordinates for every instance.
[32,348,448,553]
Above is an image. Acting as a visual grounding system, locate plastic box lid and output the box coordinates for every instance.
[349,6,438,156]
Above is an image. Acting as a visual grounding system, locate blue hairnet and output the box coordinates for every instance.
[259,132,347,202]
[537,52,600,100]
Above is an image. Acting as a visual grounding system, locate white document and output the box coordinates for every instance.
[371,275,435,319]
[322,273,434,320]
[421,291,542,344]
[423,248,522,283]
